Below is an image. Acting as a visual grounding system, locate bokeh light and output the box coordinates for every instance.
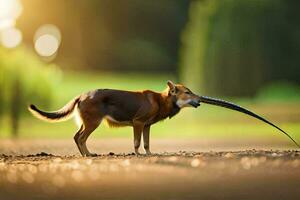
[0,0,23,30]
[0,27,22,48]
[34,24,61,59]
[0,18,16,30]
[35,34,59,57]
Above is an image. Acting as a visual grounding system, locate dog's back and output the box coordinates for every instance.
[79,89,152,126]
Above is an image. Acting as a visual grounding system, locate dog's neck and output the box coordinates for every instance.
[159,90,181,119]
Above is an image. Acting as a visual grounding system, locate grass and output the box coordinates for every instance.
[54,70,174,105]
[1,70,300,145]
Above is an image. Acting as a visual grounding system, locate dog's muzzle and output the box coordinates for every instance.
[189,101,200,108]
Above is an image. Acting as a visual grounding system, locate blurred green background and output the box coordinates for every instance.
[0,0,299,146]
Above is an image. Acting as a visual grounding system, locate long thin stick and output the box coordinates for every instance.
[199,96,300,148]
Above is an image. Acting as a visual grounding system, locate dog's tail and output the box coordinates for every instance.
[28,96,80,122]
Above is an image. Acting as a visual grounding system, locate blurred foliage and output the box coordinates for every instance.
[0,47,61,135]
[179,0,217,93]
[256,82,300,103]
[180,0,300,97]
[18,0,189,73]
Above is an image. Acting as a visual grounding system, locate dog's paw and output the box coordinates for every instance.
[86,153,98,157]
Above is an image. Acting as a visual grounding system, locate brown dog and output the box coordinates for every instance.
[29,81,201,156]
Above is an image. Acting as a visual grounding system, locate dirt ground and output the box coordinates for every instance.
[0,139,300,200]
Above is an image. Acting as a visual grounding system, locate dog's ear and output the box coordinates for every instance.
[167,80,176,95]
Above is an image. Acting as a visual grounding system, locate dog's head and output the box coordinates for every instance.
[167,80,201,108]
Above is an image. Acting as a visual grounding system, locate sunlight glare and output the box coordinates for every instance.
[0,18,15,30]
[34,24,61,58]
[35,34,59,57]
[0,27,22,48]
[0,0,23,28]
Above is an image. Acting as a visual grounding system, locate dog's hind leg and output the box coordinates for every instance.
[73,125,85,156]
[79,120,101,157]
[81,122,100,156]
[75,97,103,156]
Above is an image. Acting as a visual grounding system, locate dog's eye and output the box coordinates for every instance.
[185,91,191,94]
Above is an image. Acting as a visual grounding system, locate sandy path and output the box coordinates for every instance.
[0,139,299,200]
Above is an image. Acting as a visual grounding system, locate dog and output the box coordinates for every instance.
[28,81,201,156]
[29,80,299,156]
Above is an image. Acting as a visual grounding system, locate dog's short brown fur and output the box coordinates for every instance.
[29,81,201,156]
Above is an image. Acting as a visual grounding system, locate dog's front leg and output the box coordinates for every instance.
[143,125,151,155]
[133,122,144,155]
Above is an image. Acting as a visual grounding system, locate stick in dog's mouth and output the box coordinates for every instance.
[188,101,201,108]
[199,95,300,148]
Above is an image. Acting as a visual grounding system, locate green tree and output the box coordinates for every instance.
[0,47,61,136]
[180,0,300,97]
